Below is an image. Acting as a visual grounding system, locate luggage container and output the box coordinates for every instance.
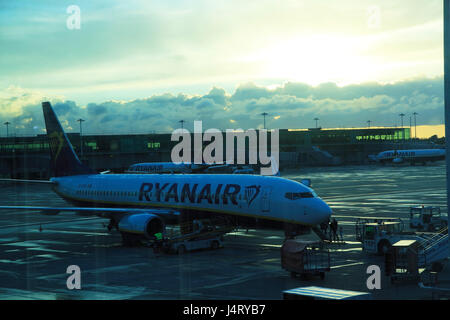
[281,240,330,280]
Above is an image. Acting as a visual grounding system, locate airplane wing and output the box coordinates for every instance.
[0,206,179,219]
[0,178,56,185]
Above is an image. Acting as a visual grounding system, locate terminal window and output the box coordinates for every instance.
[86,142,99,150]
[148,142,161,149]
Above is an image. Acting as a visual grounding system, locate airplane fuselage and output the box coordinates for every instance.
[126,162,195,174]
[375,149,445,164]
[52,173,331,227]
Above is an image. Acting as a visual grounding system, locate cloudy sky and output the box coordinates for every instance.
[0,0,445,137]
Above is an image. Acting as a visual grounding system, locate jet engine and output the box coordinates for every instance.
[118,213,165,240]
[393,157,404,164]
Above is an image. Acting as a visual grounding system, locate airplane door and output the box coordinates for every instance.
[260,186,272,212]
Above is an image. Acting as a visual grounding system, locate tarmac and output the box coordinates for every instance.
[0,163,449,300]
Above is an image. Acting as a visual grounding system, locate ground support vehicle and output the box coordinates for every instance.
[358,220,448,272]
[409,206,447,231]
[162,219,233,254]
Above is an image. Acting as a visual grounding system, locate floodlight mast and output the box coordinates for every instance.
[261,112,268,130]
[4,122,10,137]
[413,112,418,138]
[77,119,85,157]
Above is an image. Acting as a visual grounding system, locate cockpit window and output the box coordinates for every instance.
[284,192,315,200]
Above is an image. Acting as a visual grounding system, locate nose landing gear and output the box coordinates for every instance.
[284,223,311,240]
[107,219,119,232]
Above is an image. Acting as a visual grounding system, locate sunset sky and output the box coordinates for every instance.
[0,0,446,137]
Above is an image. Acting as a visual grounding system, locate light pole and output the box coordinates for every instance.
[314,117,319,129]
[261,112,268,129]
[367,120,372,128]
[399,113,406,141]
[179,120,185,130]
[77,118,85,157]
[399,113,405,128]
[413,112,418,138]
[4,122,10,137]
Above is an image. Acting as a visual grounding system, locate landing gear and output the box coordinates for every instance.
[284,223,311,240]
[107,219,119,232]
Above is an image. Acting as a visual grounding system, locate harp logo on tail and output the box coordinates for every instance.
[245,185,261,207]
[48,131,64,162]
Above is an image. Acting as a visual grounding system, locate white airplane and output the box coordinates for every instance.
[0,102,331,245]
[126,162,201,174]
[127,162,258,175]
[371,149,446,165]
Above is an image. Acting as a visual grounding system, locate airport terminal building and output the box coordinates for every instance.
[0,126,437,178]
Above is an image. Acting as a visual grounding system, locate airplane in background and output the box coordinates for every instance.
[126,162,258,175]
[369,149,446,165]
[126,162,204,174]
[0,102,331,246]
[125,162,256,174]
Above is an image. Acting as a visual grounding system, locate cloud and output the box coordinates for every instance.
[54,101,77,116]
[87,103,107,116]
[0,0,443,102]
[0,77,444,136]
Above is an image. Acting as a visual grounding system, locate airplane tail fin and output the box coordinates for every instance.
[42,101,95,177]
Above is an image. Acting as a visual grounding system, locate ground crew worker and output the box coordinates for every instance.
[328,220,333,240]
[153,232,164,253]
[331,218,338,242]
[320,219,328,235]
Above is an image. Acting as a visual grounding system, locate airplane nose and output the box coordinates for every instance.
[316,199,333,224]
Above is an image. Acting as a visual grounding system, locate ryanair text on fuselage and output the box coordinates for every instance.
[137,182,260,207]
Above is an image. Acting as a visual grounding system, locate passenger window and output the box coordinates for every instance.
[300,192,314,198]
[284,192,314,200]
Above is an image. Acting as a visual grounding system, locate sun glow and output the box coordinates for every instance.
[251,35,379,85]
